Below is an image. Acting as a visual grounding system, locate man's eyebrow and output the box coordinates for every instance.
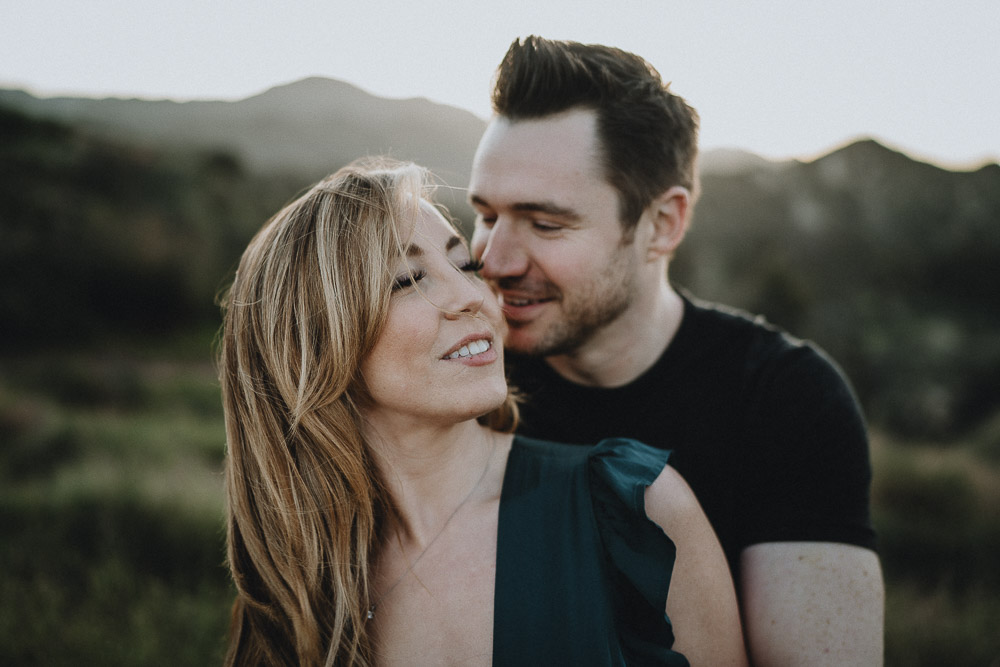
[513,201,579,219]
[469,195,579,220]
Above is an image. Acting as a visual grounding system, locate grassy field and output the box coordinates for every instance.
[0,347,231,666]
[2,347,998,666]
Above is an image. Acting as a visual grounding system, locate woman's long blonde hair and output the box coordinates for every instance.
[218,158,516,666]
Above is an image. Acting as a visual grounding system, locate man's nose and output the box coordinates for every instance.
[474,219,529,280]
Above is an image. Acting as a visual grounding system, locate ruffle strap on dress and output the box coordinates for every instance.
[588,438,688,667]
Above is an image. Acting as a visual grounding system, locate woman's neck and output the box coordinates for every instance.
[367,419,509,545]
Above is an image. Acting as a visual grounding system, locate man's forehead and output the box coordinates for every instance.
[477,110,599,157]
[467,166,584,211]
[470,113,605,199]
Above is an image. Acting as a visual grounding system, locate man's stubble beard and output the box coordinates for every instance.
[510,243,636,358]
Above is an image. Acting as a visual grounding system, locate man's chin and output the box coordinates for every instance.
[502,326,545,357]
[504,326,571,358]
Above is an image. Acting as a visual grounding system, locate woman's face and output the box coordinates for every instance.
[360,202,508,431]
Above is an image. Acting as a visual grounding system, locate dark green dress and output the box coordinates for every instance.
[493,436,689,666]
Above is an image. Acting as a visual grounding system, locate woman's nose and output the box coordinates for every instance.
[442,270,486,320]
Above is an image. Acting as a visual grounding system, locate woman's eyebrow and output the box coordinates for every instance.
[404,235,463,257]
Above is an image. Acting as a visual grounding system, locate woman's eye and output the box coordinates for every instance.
[459,259,484,273]
[392,270,425,292]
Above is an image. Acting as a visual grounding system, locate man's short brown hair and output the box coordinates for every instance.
[491,35,700,227]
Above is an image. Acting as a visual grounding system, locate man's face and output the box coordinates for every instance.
[468,108,642,357]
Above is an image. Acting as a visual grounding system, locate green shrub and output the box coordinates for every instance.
[884,581,1000,666]
[0,494,233,666]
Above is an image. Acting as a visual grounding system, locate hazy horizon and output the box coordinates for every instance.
[2,0,997,170]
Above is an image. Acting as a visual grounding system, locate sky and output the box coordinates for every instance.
[1,0,998,169]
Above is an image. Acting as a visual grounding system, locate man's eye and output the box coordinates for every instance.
[459,259,484,273]
[533,220,561,232]
[477,215,497,227]
[392,270,425,292]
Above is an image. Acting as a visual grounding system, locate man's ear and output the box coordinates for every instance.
[644,185,691,261]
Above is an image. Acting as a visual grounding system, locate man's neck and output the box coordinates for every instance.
[545,282,684,388]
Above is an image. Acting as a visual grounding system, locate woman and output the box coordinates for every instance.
[219,158,747,666]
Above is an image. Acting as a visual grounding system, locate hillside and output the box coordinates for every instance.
[677,139,1000,437]
[2,83,999,439]
[0,77,487,216]
[3,80,999,667]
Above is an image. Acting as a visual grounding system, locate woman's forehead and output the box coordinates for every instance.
[406,201,462,250]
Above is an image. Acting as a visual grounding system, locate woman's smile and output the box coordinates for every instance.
[442,335,495,363]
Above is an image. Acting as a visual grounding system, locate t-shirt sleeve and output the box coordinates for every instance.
[588,438,690,667]
[737,340,877,551]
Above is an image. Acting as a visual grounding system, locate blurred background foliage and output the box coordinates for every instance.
[1,101,998,665]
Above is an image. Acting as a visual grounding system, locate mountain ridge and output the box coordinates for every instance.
[5,77,993,181]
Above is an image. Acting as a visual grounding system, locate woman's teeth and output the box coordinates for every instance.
[446,339,490,359]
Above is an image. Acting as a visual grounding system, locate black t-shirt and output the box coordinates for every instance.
[507,291,877,577]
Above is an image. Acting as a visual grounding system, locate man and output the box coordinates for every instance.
[468,36,884,665]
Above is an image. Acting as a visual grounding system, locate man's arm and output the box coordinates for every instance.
[739,542,884,666]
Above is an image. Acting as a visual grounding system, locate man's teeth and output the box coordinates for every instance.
[503,296,540,307]
[446,339,490,359]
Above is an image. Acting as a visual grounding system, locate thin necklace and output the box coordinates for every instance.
[367,435,497,621]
